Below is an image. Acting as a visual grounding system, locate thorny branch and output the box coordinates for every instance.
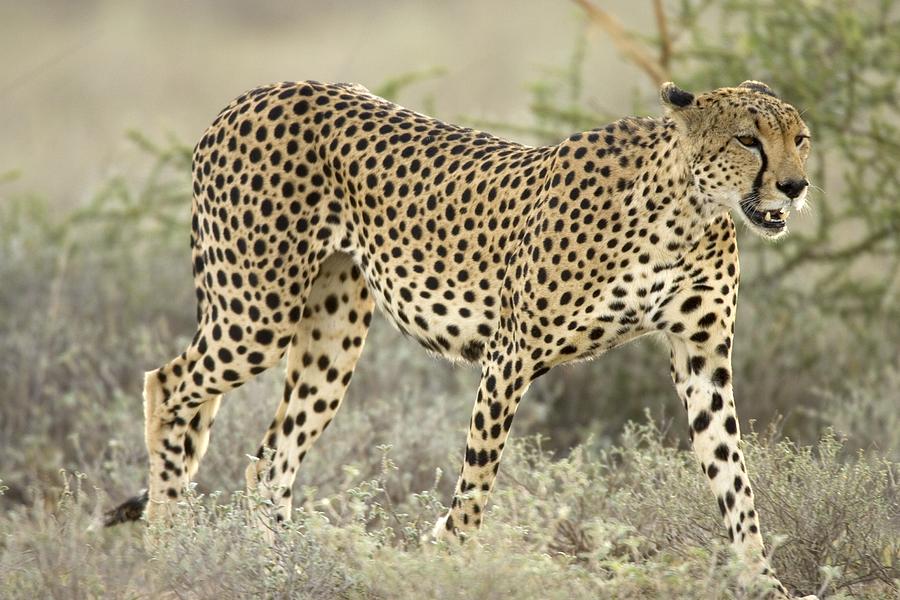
[652,0,672,71]
[572,0,670,85]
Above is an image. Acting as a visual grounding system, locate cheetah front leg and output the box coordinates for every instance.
[434,321,536,541]
[667,334,817,600]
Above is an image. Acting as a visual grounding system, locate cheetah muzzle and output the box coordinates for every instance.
[107,78,815,599]
[660,80,810,240]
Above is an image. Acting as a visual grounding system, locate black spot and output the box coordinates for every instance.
[698,312,717,328]
[489,402,501,420]
[714,443,729,461]
[724,416,738,435]
[680,296,702,313]
[474,412,484,430]
[690,355,706,373]
[690,331,710,343]
[503,414,514,431]
[323,295,339,314]
[692,411,711,433]
[712,367,730,387]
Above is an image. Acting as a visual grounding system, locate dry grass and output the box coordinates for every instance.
[2,3,899,596]
[1,422,897,599]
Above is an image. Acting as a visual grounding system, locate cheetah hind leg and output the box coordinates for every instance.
[104,370,171,527]
[104,390,223,527]
[245,252,374,528]
[141,299,311,531]
[109,262,324,529]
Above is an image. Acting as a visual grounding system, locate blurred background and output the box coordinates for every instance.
[0,1,651,201]
[3,0,899,502]
[0,2,898,596]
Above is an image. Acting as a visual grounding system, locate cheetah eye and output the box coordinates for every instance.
[794,134,808,147]
[735,135,759,148]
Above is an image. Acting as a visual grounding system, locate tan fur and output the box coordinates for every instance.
[128,80,815,599]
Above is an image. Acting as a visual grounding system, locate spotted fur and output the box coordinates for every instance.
[113,79,816,599]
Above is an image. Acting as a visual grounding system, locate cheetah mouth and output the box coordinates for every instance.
[740,204,789,234]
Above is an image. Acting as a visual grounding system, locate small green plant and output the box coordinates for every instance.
[1,424,896,599]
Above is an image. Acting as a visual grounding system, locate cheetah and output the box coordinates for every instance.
[107,79,817,598]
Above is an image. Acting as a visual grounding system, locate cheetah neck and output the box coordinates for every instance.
[637,119,726,255]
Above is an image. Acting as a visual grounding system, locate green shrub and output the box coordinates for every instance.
[1,420,896,599]
[815,364,900,462]
[2,3,898,597]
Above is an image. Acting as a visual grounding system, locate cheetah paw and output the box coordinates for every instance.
[430,513,467,545]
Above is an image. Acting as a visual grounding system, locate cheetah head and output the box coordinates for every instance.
[660,81,811,239]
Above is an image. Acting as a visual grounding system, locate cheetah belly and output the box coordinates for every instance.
[354,253,501,363]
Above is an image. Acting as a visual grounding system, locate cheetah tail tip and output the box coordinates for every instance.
[103,489,149,527]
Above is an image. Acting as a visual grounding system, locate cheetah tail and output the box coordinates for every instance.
[190,157,208,324]
[103,489,148,527]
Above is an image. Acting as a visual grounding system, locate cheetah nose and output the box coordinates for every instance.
[776,178,808,199]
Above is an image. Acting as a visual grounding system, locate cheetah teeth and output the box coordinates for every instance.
[763,209,789,222]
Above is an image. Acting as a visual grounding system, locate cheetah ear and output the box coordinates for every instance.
[659,82,695,110]
[739,80,779,98]
[659,82,699,132]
